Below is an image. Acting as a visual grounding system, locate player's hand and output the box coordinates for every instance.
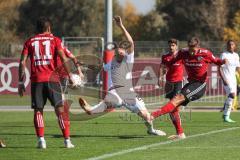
[113,16,123,27]
[18,82,26,97]
[223,58,229,64]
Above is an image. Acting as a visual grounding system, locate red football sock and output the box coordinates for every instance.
[57,103,70,139]
[151,102,176,118]
[34,111,44,137]
[169,108,183,135]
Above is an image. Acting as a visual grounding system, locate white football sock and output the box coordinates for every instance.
[143,112,154,131]
[90,101,108,114]
[223,97,233,117]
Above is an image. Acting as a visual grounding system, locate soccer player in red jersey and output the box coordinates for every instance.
[152,37,228,139]
[18,17,76,149]
[158,38,185,139]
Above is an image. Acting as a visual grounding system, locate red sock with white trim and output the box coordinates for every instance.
[34,111,44,137]
[169,108,183,135]
[151,102,176,118]
[57,104,70,139]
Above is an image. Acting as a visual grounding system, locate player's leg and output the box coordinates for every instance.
[168,108,185,139]
[152,82,206,118]
[152,81,206,139]
[222,83,236,122]
[223,93,236,122]
[31,82,46,149]
[167,81,184,138]
[151,94,185,118]
[47,82,74,148]
[123,95,166,136]
[79,89,122,114]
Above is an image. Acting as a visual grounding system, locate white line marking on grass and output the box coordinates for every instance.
[150,146,240,150]
[86,127,240,160]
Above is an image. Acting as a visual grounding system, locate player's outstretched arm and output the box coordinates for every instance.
[18,54,27,97]
[114,15,134,53]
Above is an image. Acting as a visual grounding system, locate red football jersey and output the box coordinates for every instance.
[162,52,184,82]
[164,48,224,82]
[21,33,63,82]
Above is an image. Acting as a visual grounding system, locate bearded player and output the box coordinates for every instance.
[78,16,166,136]
[151,37,228,139]
[159,38,185,139]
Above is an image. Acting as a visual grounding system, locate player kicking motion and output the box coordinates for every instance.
[219,40,240,122]
[159,38,185,139]
[79,16,166,136]
[151,37,228,139]
[18,17,77,149]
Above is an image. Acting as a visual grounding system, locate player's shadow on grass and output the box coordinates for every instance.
[52,134,147,139]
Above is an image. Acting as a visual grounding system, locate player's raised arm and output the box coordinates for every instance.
[114,16,134,53]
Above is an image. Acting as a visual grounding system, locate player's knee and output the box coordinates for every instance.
[105,94,122,107]
[228,93,235,99]
[125,99,145,114]
[171,94,185,105]
[34,108,43,113]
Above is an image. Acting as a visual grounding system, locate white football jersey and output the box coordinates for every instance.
[220,51,240,86]
[104,52,134,89]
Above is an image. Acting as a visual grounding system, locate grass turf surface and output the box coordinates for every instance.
[0,111,240,160]
[0,94,227,107]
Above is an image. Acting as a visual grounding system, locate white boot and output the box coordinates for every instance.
[64,139,75,148]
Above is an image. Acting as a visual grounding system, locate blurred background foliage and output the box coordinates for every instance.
[0,0,240,57]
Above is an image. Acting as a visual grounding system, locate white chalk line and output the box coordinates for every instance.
[86,127,240,160]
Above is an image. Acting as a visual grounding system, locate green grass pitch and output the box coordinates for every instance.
[0,111,240,160]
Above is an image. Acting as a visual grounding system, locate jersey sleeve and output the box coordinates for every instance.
[162,50,182,65]
[63,47,74,58]
[21,40,30,56]
[55,37,64,51]
[125,51,134,63]
[206,51,224,65]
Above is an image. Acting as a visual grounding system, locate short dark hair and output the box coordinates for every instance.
[226,39,235,46]
[168,38,178,45]
[188,37,200,47]
[36,16,51,33]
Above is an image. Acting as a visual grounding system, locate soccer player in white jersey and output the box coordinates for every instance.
[219,40,240,122]
[78,16,166,136]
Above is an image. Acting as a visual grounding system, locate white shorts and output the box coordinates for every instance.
[224,82,237,95]
[104,89,146,113]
